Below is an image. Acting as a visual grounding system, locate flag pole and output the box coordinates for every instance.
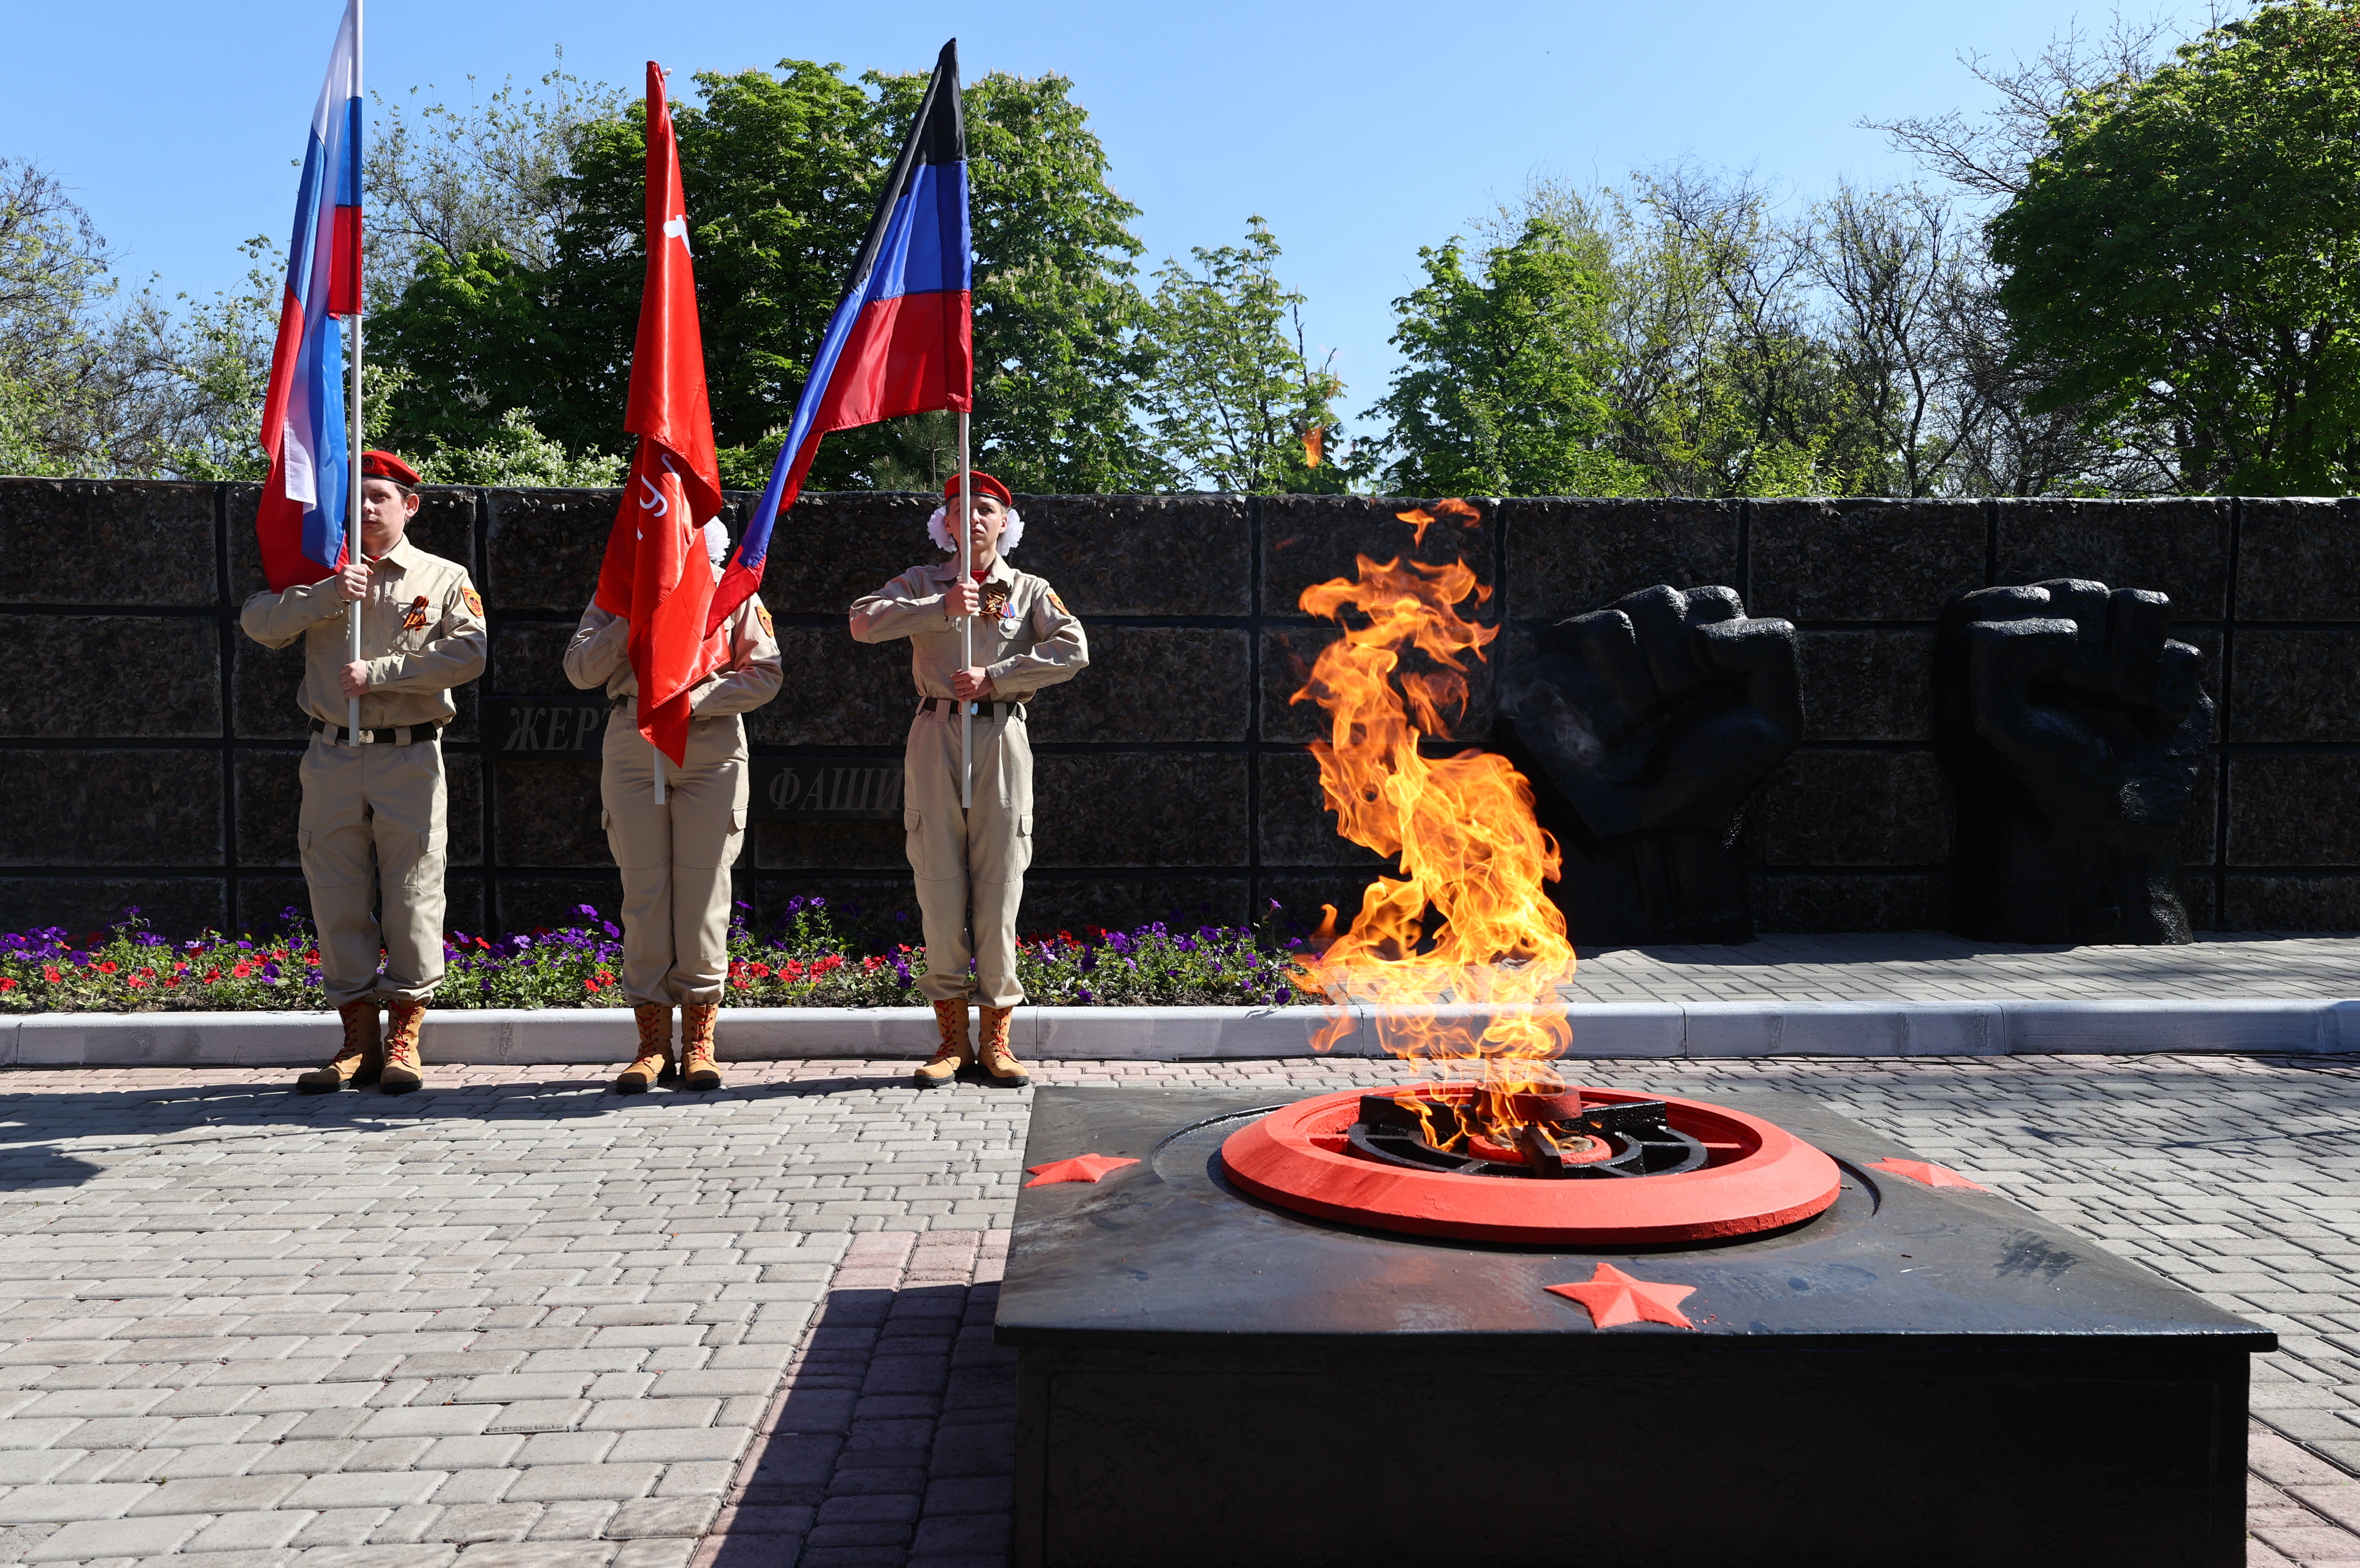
[344,0,365,748]
[957,414,972,810]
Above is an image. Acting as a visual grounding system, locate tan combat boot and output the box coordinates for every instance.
[380,999,427,1094]
[296,999,383,1093]
[977,1005,1029,1086]
[614,1005,673,1094]
[681,1003,722,1091]
[914,998,971,1089]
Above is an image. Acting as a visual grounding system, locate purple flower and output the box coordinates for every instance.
[1074,987,1092,1004]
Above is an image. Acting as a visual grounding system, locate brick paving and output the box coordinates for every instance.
[5,1052,2360,1566]
[1562,931,2360,1003]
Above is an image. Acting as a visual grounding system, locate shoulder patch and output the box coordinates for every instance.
[756,604,775,638]
[462,585,484,617]
[1047,589,1069,616]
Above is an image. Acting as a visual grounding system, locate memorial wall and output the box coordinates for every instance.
[3,477,2355,939]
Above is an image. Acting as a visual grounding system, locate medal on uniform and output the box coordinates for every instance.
[981,581,1017,638]
[401,595,430,632]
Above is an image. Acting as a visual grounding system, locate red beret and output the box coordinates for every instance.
[361,450,421,486]
[942,470,1012,507]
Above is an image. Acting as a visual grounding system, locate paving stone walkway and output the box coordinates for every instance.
[1562,931,2360,1003]
[6,1052,2360,1567]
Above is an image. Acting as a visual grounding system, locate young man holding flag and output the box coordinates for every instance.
[577,62,777,1094]
[243,0,486,1094]
[244,452,486,1093]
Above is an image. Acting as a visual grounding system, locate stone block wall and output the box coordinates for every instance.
[1,478,2354,939]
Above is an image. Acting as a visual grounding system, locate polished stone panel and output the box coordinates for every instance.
[0,876,226,938]
[2228,755,2360,866]
[0,615,220,738]
[2238,498,2360,621]
[483,487,621,613]
[226,484,478,600]
[493,620,586,696]
[1749,871,1946,933]
[232,638,314,740]
[1016,493,1251,616]
[0,750,221,866]
[233,748,483,869]
[752,815,907,872]
[1025,626,1247,745]
[492,874,628,935]
[1033,754,1247,869]
[0,480,215,606]
[2223,874,2360,931]
[1993,498,2230,621]
[1796,629,1935,741]
[1016,875,1254,937]
[2231,630,2360,742]
[1750,750,1946,867]
[1504,497,1741,621]
[493,760,609,867]
[756,491,946,618]
[1750,499,1985,623]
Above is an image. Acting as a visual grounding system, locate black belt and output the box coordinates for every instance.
[311,719,446,746]
[918,697,1026,720]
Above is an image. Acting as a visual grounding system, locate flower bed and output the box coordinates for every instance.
[0,900,1320,1014]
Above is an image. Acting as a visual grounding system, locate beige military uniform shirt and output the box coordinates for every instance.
[239,536,488,729]
[848,555,1088,699]
[562,596,785,717]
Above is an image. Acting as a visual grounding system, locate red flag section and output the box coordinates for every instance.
[595,62,727,769]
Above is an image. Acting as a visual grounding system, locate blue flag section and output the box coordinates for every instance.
[709,38,972,633]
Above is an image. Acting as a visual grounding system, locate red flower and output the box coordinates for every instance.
[230,961,254,979]
[41,966,59,983]
[0,976,15,992]
[585,978,602,994]
[127,977,148,990]
[731,975,749,990]
[751,962,772,980]
[95,960,118,975]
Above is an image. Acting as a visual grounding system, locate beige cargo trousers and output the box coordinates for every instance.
[902,703,1033,1007]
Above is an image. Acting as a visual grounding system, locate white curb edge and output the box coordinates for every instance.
[3,997,2355,1066]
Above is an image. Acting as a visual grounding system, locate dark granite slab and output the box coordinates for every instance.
[1503,496,1741,619]
[0,615,219,738]
[1993,497,2230,621]
[1750,498,1985,623]
[0,480,215,607]
[0,750,221,865]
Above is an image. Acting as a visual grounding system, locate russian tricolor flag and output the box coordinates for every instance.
[255,0,363,594]
[710,38,972,632]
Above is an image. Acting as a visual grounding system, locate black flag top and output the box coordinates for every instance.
[720,39,972,629]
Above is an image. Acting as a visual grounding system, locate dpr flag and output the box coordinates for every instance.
[592,62,728,770]
[254,0,363,594]
[708,37,972,633]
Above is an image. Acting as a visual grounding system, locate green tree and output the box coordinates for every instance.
[376,60,1158,492]
[1990,0,2360,493]
[1369,217,1648,497]
[1136,217,1344,493]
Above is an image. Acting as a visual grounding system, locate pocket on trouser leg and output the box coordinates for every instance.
[675,806,742,872]
[1008,810,1034,880]
[298,826,370,888]
[904,808,927,877]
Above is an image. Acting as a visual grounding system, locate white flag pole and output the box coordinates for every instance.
[957,414,973,811]
[344,0,365,748]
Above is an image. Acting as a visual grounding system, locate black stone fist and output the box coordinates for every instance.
[1934,579,2211,945]
[1499,585,1802,945]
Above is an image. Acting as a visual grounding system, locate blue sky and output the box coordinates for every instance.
[9,0,2224,431]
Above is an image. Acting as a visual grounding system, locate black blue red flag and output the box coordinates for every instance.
[709,38,972,632]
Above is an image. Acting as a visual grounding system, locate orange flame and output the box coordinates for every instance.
[1394,506,1435,546]
[1289,534,1576,1148]
[1302,426,1325,469]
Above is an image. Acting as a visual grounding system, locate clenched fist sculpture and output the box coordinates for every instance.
[1934,579,2211,945]
[1499,585,1802,945]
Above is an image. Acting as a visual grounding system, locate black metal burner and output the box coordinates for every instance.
[1347,1092,1708,1179]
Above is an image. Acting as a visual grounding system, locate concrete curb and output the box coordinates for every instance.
[3,997,2355,1066]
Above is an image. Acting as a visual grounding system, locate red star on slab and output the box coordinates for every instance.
[1867,1157,1990,1192]
[1545,1264,1697,1329]
[1023,1153,1140,1187]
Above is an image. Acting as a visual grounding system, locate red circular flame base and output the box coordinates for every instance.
[1219,1086,1843,1245]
